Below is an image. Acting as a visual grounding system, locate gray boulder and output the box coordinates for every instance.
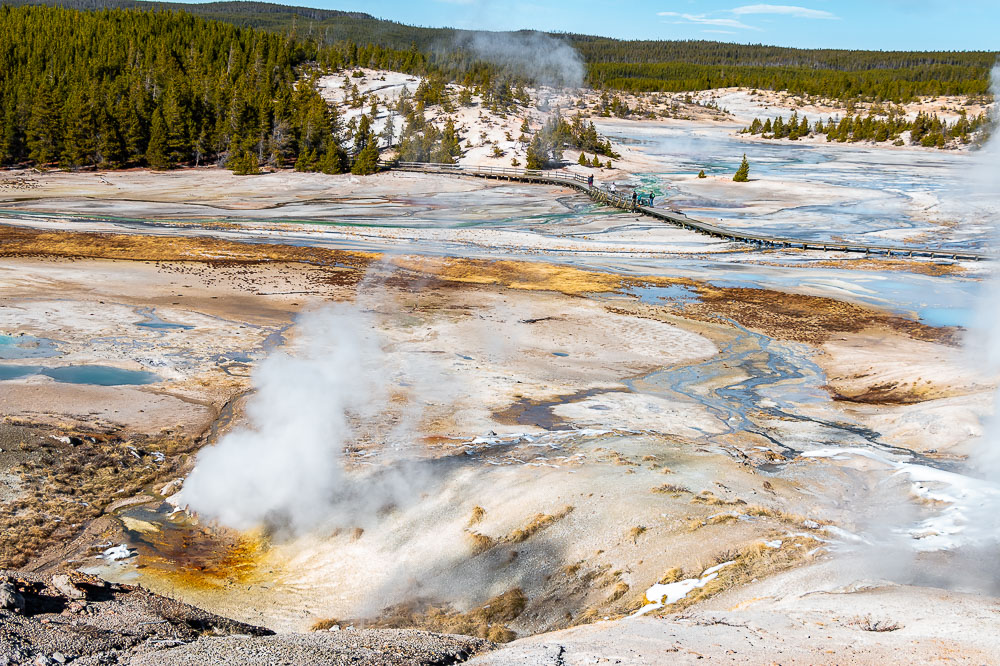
[50,574,85,600]
[0,580,24,612]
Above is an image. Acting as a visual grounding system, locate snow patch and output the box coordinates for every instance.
[632,561,735,617]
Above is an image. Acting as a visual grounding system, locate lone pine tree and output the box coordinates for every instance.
[733,154,750,182]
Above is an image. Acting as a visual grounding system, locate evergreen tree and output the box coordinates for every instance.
[351,142,379,174]
[351,113,380,173]
[228,148,261,175]
[733,154,750,182]
[578,152,588,166]
[525,136,546,169]
[146,106,170,170]
[61,88,96,168]
[381,111,396,147]
[26,83,62,165]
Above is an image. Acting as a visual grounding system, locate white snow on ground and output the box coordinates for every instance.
[631,561,735,617]
[99,544,136,561]
[317,69,424,142]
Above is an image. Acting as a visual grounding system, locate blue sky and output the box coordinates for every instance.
[253,0,1000,51]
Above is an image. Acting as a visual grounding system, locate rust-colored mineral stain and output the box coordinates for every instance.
[136,524,269,591]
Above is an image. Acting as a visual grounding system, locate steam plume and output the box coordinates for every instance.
[965,63,1000,535]
[452,30,585,88]
[177,300,433,535]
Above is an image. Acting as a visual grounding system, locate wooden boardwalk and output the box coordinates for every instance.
[390,161,990,262]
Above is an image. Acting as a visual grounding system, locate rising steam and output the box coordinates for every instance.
[177,301,434,535]
[964,63,1000,532]
[452,30,585,88]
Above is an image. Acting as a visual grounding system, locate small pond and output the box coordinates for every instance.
[0,364,159,385]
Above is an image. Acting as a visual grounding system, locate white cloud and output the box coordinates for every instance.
[730,4,838,19]
[657,11,760,30]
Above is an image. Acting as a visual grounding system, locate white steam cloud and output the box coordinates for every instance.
[966,63,1000,514]
[842,65,1000,585]
[453,30,585,88]
[177,300,436,535]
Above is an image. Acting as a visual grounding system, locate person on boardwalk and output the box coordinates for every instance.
[610,182,617,193]
[649,192,655,206]
[588,174,594,188]
[632,190,637,210]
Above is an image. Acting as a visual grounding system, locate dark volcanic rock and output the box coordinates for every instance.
[0,569,270,665]
[130,629,493,666]
[0,570,494,665]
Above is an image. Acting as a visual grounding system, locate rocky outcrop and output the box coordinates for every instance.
[0,570,492,666]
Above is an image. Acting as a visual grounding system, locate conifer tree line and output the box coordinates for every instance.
[740,108,990,148]
[7,1,996,107]
[587,62,989,101]
[0,5,562,172]
[0,6,493,172]
[1,4,994,173]
[0,6,335,171]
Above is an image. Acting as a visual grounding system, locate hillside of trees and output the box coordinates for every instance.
[0,2,994,173]
[0,5,358,171]
[5,0,996,101]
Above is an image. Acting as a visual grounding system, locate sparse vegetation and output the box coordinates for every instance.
[849,614,903,632]
[506,505,574,543]
[607,582,630,603]
[650,536,823,614]
[657,568,684,584]
[652,483,690,496]
[350,588,527,643]
[690,491,746,506]
[0,422,199,568]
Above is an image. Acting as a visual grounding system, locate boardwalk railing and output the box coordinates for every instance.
[384,161,989,261]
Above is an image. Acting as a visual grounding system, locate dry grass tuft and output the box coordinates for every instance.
[466,531,497,554]
[468,505,486,526]
[357,588,527,643]
[506,505,574,543]
[607,582,630,603]
[686,504,810,533]
[652,483,690,496]
[628,526,647,543]
[562,563,582,577]
[657,567,684,584]
[690,491,746,507]
[310,618,340,631]
[0,423,200,569]
[849,614,902,632]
